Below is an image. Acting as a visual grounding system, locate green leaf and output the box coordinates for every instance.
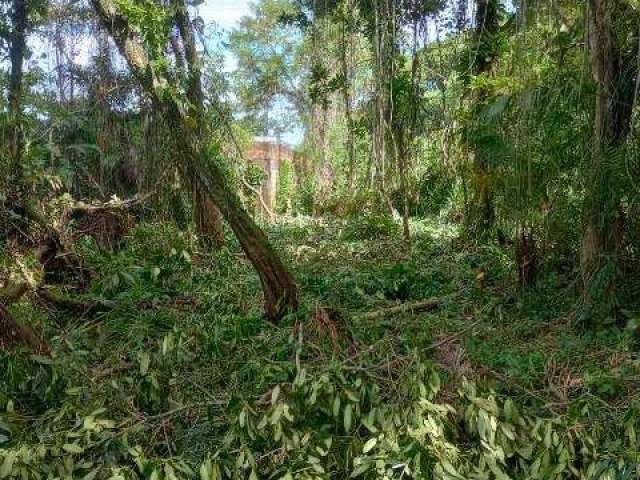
[271,385,281,405]
[63,443,85,454]
[350,462,371,478]
[344,403,353,432]
[362,438,377,453]
[0,451,16,479]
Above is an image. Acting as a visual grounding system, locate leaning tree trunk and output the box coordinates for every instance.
[174,121,298,320]
[173,0,225,246]
[91,0,298,321]
[193,179,225,247]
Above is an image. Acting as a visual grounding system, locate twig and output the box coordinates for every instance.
[423,319,481,353]
[353,295,454,321]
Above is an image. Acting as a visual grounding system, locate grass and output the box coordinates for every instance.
[1,216,639,478]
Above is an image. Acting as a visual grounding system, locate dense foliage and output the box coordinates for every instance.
[1,0,640,477]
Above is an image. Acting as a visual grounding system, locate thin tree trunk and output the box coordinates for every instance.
[91,0,298,321]
[396,135,410,241]
[340,2,356,189]
[8,0,28,186]
[398,20,421,243]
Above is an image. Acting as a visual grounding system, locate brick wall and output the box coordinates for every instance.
[246,140,294,213]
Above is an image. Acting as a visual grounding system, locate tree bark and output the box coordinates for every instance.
[469,0,499,236]
[172,1,225,246]
[193,179,225,247]
[8,0,27,180]
[91,0,298,321]
[580,0,635,312]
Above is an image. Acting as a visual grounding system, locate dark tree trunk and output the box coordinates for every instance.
[8,0,27,179]
[3,0,29,245]
[91,0,298,321]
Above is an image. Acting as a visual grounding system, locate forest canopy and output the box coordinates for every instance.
[1,0,640,477]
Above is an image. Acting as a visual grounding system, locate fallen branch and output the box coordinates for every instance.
[36,287,117,315]
[353,296,444,321]
[69,191,156,216]
[423,319,481,353]
[0,303,49,354]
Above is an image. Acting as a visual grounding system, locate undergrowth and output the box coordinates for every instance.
[1,218,639,479]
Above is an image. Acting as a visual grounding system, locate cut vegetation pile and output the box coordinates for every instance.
[1,218,639,478]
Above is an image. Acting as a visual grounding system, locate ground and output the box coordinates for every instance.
[1,217,638,478]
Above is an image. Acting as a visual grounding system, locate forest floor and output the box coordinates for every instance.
[2,217,639,477]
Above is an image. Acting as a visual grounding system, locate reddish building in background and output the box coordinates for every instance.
[246,138,294,213]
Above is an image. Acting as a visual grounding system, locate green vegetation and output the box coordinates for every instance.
[1,0,640,477]
[1,220,639,477]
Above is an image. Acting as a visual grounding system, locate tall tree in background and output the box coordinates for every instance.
[466,0,500,237]
[91,0,298,321]
[8,0,28,180]
[581,0,636,317]
[339,0,357,189]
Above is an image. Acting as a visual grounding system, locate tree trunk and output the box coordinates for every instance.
[91,0,298,321]
[397,135,410,242]
[193,179,225,247]
[340,2,356,189]
[173,0,225,245]
[8,0,28,193]
[580,0,634,313]
[469,0,499,237]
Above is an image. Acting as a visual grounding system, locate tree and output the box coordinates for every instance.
[581,0,636,317]
[172,0,224,247]
[464,0,500,238]
[8,0,28,183]
[90,0,298,321]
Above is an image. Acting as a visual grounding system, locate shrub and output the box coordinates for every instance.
[340,215,398,241]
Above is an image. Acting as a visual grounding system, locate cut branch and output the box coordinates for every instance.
[354,297,445,321]
[36,287,117,315]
